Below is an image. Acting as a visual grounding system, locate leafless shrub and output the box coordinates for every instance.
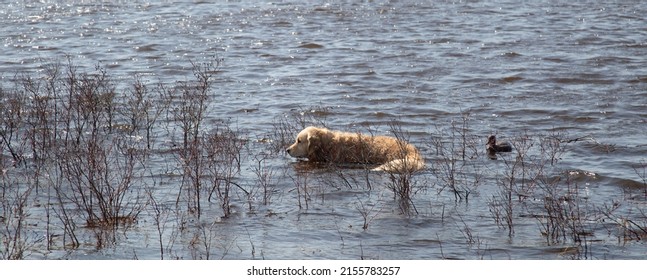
[379,122,426,215]
[0,172,40,259]
[0,88,28,167]
[121,75,172,149]
[595,161,647,243]
[291,168,311,210]
[540,131,568,167]
[535,176,595,259]
[168,58,222,218]
[599,203,647,243]
[188,220,220,260]
[204,124,247,218]
[56,123,146,247]
[19,66,63,250]
[0,56,248,257]
[429,112,482,202]
[49,167,80,249]
[61,63,116,145]
[488,136,527,237]
[145,183,179,260]
[1,59,158,251]
[169,62,214,151]
[488,132,566,238]
[251,151,278,206]
[456,213,481,248]
[355,192,385,230]
[486,129,600,257]
[488,187,515,237]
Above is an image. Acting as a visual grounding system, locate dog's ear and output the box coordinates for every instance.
[306,129,320,149]
[305,128,324,160]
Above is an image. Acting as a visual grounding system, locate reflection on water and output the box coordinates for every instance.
[0,0,646,259]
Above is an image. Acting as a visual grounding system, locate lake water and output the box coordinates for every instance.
[1,0,646,260]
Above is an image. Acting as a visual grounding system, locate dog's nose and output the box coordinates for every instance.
[286,148,291,154]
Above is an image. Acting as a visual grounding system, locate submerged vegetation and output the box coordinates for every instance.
[1,59,646,260]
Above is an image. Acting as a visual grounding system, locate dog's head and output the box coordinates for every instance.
[286,126,324,159]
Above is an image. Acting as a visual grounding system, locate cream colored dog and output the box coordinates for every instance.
[286,126,425,173]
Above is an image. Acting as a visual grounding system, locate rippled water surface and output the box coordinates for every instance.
[1,0,646,259]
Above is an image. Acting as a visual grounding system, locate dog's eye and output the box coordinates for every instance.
[297,139,302,143]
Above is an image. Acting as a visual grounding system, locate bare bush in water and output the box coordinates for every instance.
[292,168,311,210]
[0,174,40,259]
[594,160,647,245]
[538,177,594,259]
[1,57,237,256]
[52,63,146,247]
[485,130,601,258]
[429,112,482,202]
[121,75,172,150]
[0,59,154,251]
[250,151,279,206]
[383,122,427,215]
[354,188,389,231]
[169,62,213,217]
[0,88,28,167]
[204,123,247,218]
[488,132,547,238]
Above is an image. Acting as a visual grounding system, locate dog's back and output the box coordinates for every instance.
[299,127,425,173]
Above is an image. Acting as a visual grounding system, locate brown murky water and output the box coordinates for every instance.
[1,1,646,259]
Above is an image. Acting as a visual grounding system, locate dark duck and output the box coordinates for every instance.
[486,135,512,159]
